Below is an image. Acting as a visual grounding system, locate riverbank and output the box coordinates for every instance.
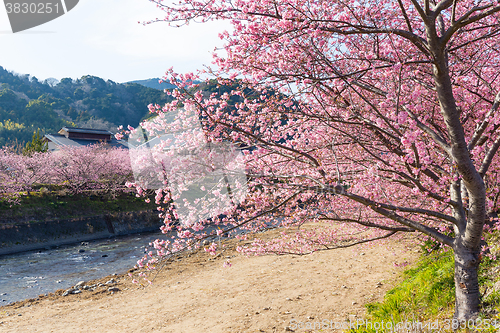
[0,192,155,225]
[0,229,419,332]
[0,210,162,256]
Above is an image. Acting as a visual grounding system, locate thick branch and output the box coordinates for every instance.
[320,26,430,56]
[442,4,500,45]
[325,185,454,245]
[432,0,455,16]
[404,106,452,156]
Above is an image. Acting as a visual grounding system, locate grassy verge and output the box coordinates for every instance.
[348,232,500,332]
[0,191,157,224]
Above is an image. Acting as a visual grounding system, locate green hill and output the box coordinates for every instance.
[0,66,173,147]
[126,78,178,91]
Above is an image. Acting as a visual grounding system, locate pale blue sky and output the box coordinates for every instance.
[0,0,229,83]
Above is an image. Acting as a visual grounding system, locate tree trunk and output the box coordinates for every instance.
[453,243,481,321]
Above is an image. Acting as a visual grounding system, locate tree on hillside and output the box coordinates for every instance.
[22,130,48,156]
[137,0,500,320]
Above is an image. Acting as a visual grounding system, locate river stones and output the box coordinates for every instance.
[75,281,85,288]
[62,288,75,296]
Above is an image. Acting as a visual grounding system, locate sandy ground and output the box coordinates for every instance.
[0,230,420,332]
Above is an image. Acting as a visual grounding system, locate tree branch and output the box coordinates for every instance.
[442,4,500,45]
[318,216,415,232]
[479,135,500,177]
[403,106,452,156]
[468,91,500,151]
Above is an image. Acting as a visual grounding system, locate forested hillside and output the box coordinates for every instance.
[0,66,173,147]
[126,78,177,90]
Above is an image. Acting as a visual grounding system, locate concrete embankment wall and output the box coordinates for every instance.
[0,210,162,256]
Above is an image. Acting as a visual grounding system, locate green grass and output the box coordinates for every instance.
[348,232,500,333]
[0,191,157,224]
[360,251,455,329]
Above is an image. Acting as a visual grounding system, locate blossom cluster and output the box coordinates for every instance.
[0,144,133,203]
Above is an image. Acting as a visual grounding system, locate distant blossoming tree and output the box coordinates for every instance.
[0,145,133,199]
[137,0,500,320]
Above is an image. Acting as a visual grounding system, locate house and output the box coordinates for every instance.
[43,127,130,151]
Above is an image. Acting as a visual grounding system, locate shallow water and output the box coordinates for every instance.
[0,221,258,306]
[0,231,167,305]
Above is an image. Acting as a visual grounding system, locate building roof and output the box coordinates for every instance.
[44,132,130,151]
[58,127,114,136]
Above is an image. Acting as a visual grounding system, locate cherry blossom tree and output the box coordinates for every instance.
[0,145,133,199]
[0,148,29,203]
[138,0,500,320]
[50,145,133,195]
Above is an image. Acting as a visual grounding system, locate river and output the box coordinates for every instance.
[0,231,167,305]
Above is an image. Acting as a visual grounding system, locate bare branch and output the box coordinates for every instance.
[397,0,414,33]
[318,216,415,232]
[442,4,500,45]
[319,231,400,250]
[479,135,500,177]
[266,231,401,255]
[468,91,500,151]
[320,26,430,56]
[355,186,453,239]
[409,0,430,23]
[308,185,458,227]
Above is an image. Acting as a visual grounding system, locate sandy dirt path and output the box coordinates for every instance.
[0,231,419,332]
